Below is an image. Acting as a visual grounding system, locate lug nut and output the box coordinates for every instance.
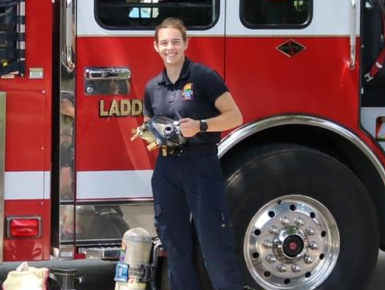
[280,217,290,226]
[306,227,315,235]
[263,240,273,248]
[266,254,276,263]
[292,264,301,273]
[295,217,304,226]
[277,264,287,272]
[304,255,313,264]
[269,226,278,234]
[309,241,319,250]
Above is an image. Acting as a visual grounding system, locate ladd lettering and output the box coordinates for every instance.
[99,99,143,117]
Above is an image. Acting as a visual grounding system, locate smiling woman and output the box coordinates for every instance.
[95,0,219,29]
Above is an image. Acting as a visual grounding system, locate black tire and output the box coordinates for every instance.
[223,144,379,290]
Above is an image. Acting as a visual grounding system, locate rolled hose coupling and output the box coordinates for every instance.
[131,115,186,151]
[115,228,154,290]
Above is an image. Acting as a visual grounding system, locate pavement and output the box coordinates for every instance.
[367,251,385,290]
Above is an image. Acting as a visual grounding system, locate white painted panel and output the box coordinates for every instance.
[3,170,152,200]
[76,170,153,199]
[5,172,50,200]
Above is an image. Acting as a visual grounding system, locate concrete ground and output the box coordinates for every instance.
[367,251,385,290]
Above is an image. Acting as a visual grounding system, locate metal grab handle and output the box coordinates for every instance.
[61,0,75,73]
[349,0,357,70]
[85,67,131,80]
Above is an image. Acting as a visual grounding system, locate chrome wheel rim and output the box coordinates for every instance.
[244,195,340,290]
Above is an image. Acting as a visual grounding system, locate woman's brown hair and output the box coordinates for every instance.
[155,18,187,42]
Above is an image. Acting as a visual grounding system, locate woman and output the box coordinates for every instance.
[143,17,244,290]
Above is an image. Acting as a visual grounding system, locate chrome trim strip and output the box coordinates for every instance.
[59,0,76,252]
[61,0,75,73]
[84,67,131,95]
[218,115,385,185]
[59,0,76,201]
[82,247,121,259]
[54,246,74,260]
[75,197,154,203]
[84,67,131,81]
[349,0,357,70]
[0,92,5,263]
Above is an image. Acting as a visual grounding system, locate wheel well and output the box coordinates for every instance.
[221,124,385,249]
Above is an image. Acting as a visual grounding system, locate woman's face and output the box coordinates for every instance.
[154,27,188,66]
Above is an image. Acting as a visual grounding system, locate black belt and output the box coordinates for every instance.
[161,144,218,157]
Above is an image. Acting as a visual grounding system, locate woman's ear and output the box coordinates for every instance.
[153,41,159,53]
[185,38,189,50]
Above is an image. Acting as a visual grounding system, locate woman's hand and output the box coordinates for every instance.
[179,118,200,138]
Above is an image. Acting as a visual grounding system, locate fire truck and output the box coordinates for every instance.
[1,0,385,289]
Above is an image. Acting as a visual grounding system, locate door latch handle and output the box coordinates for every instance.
[84,67,131,95]
[84,67,131,80]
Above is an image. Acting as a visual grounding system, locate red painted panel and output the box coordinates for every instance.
[3,200,51,261]
[76,37,225,171]
[0,0,53,92]
[75,36,364,171]
[224,35,385,166]
[226,36,360,129]
[0,0,53,171]
[5,91,49,171]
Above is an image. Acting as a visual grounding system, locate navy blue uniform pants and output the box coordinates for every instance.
[151,152,242,290]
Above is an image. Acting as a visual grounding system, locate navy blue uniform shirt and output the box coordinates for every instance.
[143,58,228,145]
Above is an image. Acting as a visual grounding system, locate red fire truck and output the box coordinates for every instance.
[1,0,385,289]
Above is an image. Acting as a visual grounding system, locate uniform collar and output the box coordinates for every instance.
[159,58,192,86]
